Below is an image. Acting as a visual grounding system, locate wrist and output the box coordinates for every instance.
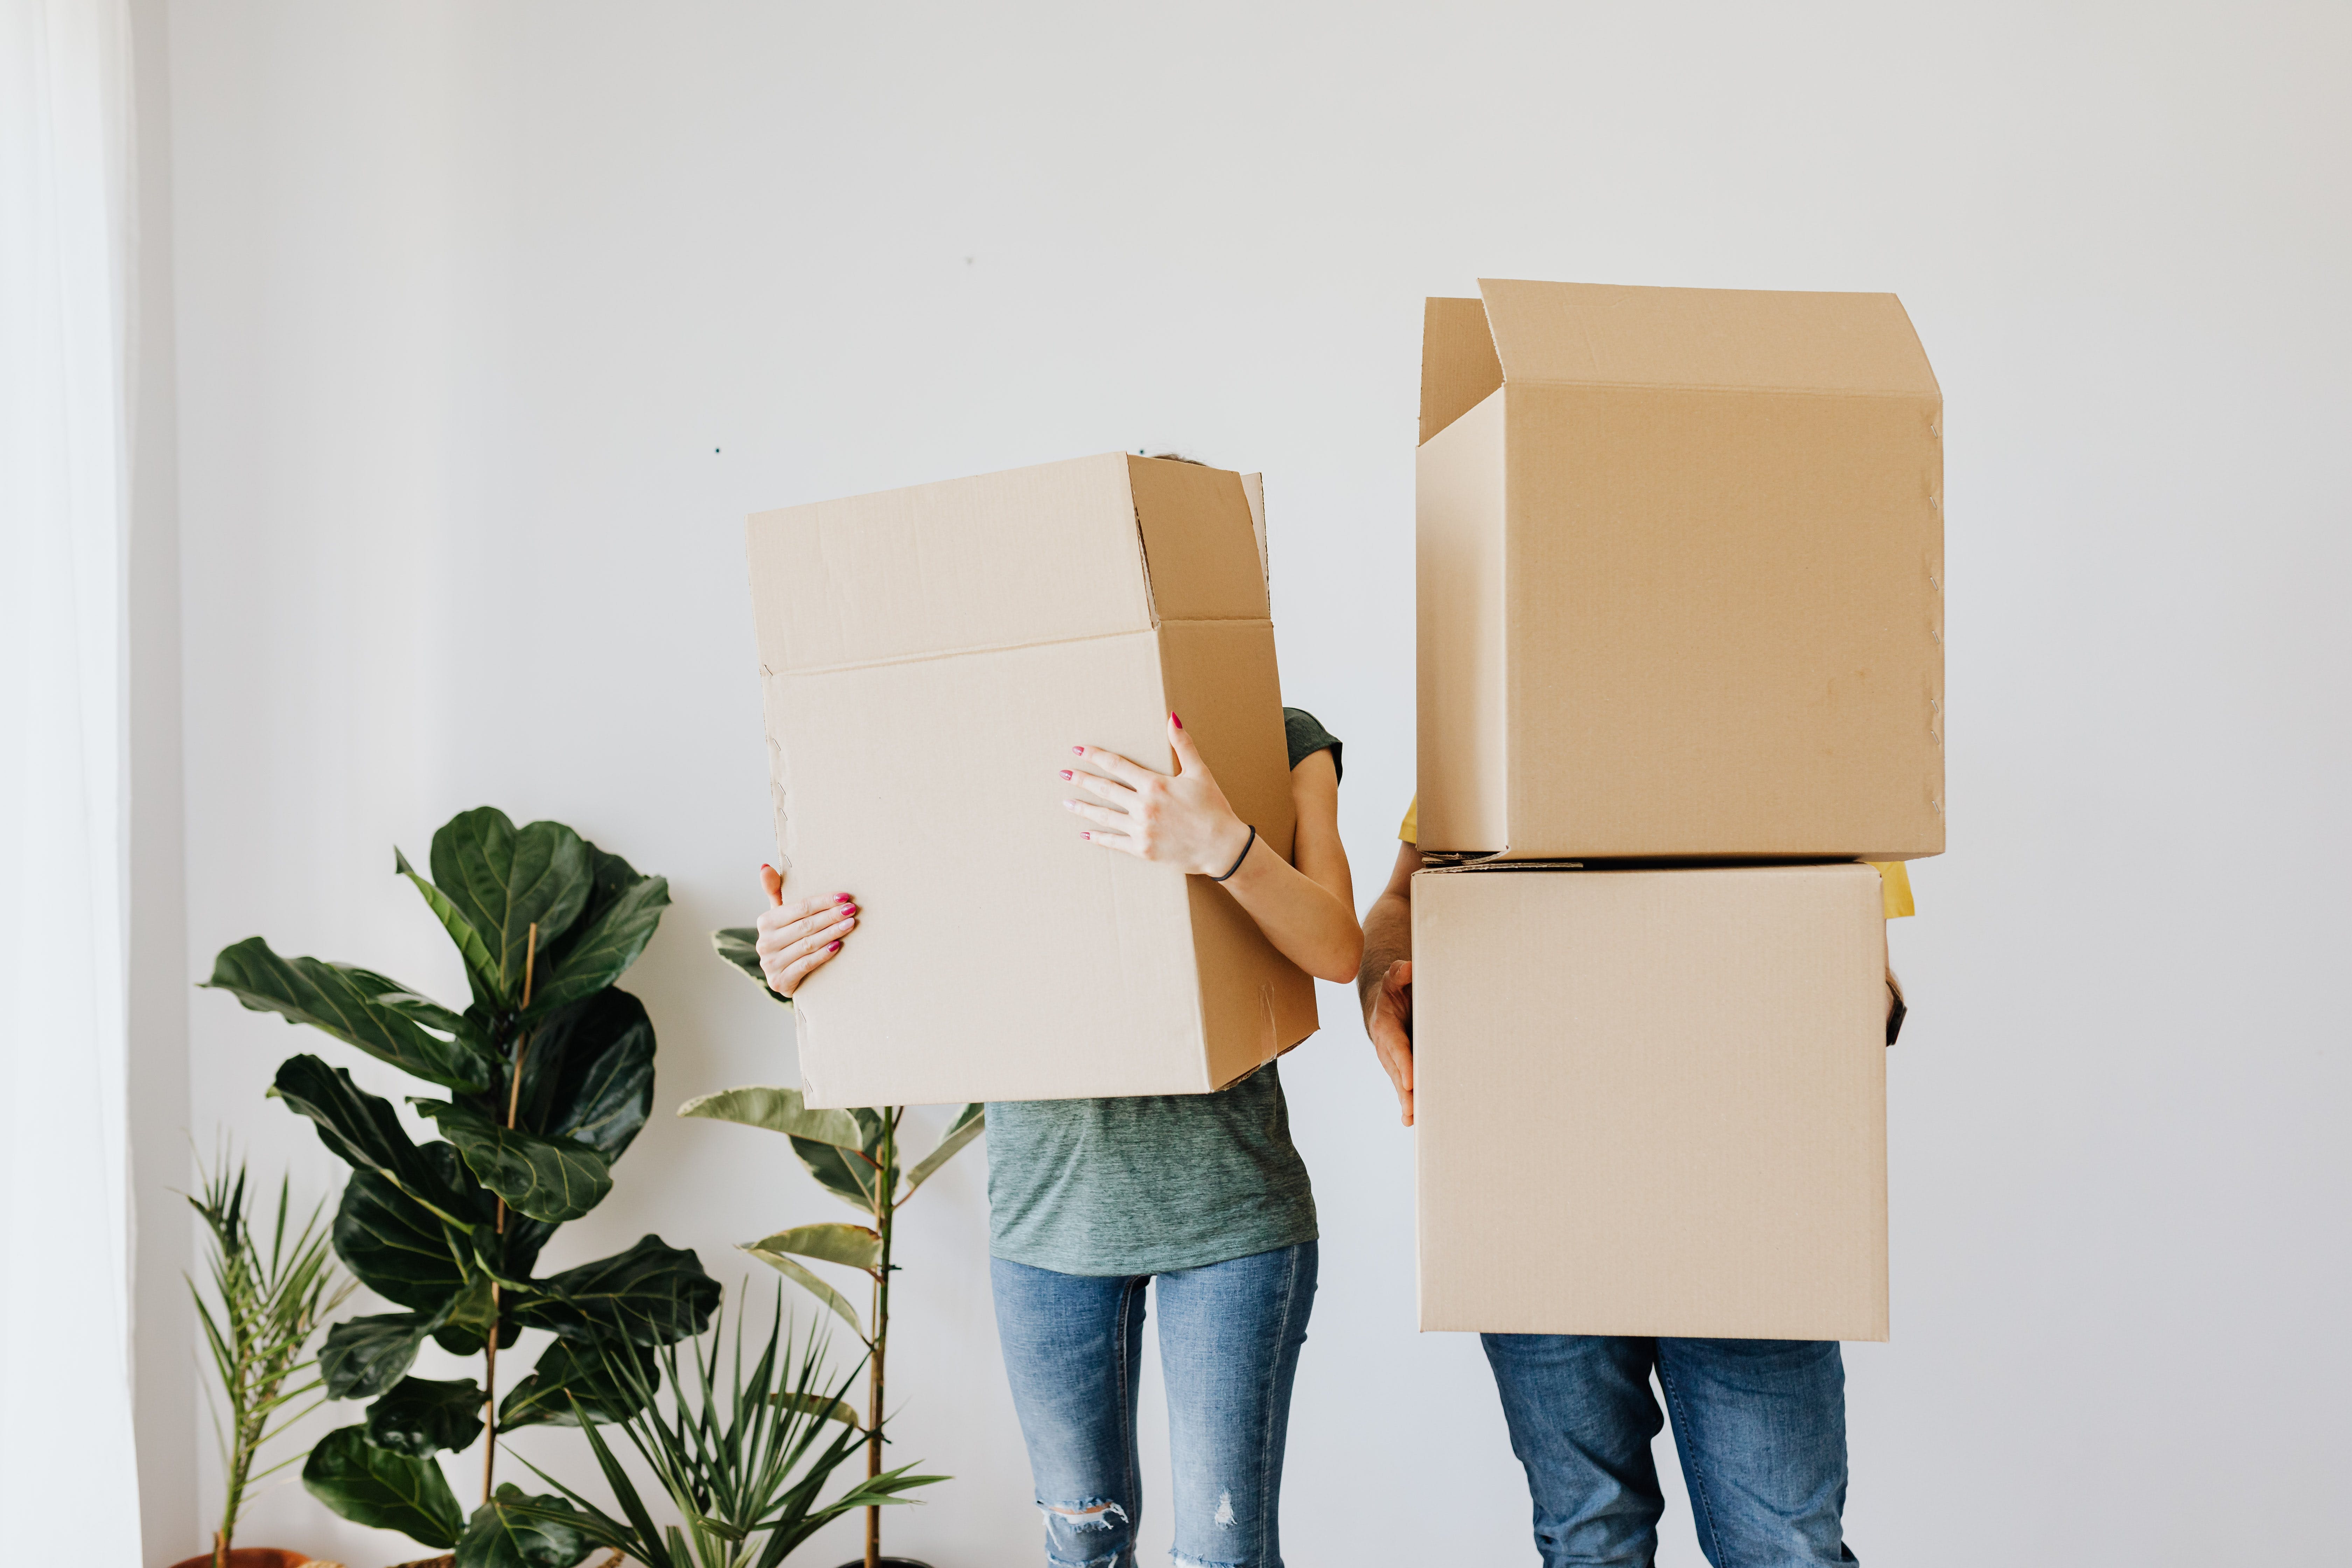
[1203,817,1254,879]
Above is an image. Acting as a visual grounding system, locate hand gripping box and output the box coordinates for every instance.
[1414,861,1890,1340]
[1417,279,1946,861]
[744,453,1316,1109]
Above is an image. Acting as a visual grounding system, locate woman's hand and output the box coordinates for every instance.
[1366,959,1414,1126]
[1063,713,1253,876]
[753,863,857,997]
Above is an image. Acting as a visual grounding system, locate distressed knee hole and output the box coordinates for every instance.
[1040,1496,1130,1532]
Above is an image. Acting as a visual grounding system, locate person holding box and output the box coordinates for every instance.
[1362,799,1909,1568]
[754,707,1359,1568]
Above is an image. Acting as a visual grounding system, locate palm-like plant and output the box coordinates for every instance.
[503,1287,942,1567]
[694,927,987,1568]
[188,1154,356,1567]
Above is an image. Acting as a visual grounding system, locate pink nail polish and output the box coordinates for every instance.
[834,892,852,902]
[1060,769,1073,780]
[1080,831,1092,840]
[827,940,842,952]
[844,905,859,916]
[1071,745,1084,755]
[1170,712,1182,729]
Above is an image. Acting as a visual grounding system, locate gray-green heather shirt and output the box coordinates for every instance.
[985,708,1342,1277]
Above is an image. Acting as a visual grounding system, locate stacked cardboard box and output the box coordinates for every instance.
[744,453,1315,1109]
[1413,280,1942,1340]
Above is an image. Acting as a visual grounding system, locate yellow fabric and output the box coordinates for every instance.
[1406,792,1917,918]
[1867,861,1916,919]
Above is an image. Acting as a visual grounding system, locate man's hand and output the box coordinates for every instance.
[1367,958,1415,1126]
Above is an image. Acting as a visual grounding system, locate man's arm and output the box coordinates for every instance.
[1357,841,1422,1126]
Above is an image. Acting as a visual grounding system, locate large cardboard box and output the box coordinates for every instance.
[1418,279,1945,861]
[1414,861,1889,1340]
[745,454,1317,1109]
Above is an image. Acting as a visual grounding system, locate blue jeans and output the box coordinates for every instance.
[989,1242,1317,1568]
[1482,1334,1858,1568]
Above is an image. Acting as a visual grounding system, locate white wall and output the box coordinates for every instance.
[150,1,2350,1564]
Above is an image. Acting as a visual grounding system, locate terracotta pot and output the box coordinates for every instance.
[167,1552,321,1568]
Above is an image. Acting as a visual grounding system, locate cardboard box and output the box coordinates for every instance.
[1414,860,1889,1340]
[744,453,1317,1109]
[1418,279,1946,861]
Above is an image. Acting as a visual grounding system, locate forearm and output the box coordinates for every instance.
[1357,889,1413,1022]
[1224,843,1363,982]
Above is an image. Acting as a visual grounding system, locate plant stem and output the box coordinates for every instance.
[483,921,540,1506]
[866,1106,898,1568]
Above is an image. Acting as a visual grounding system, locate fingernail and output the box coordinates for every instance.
[1080,831,1092,840]
[843,905,859,916]
[833,893,852,902]
[1170,712,1182,728]
[761,863,773,872]
[1071,745,1084,755]
[827,940,842,952]
[1059,769,1073,780]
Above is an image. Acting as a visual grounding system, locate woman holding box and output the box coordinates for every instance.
[753,705,1358,1568]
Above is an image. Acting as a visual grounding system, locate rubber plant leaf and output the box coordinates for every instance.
[318,1311,441,1399]
[511,988,657,1160]
[269,1055,471,1226]
[742,1247,865,1340]
[207,938,498,1092]
[905,1102,986,1193]
[455,1484,595,1568]
[412,1098,613,1223]
[364,1375,486,1458]
[746,1222,882,1272]
[302,1424,464,1549]
[711,925,792,1005]
[677,1084,863,1150]
[396,847,502,1010]
[496,1337,658,1431]
[527,845,670,1014]
[514,1233,720,1346]
[426,807,594,1006]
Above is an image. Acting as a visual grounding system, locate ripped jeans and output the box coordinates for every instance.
[989,1242,1317,1568]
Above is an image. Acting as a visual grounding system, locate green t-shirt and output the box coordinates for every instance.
[985,708,1342,1277]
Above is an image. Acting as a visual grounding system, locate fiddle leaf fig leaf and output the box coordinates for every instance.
[743,1247,866,1341]
[303,1424,464,1548]
[333,1166,470,1311]
[513,989,656,1160]
[747,1222,882,1273]
[457,1484,594,1568]
[269,1055,471,1227]
[906,1103,985,1193]
[413,1099,612,1223]
[208,938,498,1092]
[527,846,669,1014]
[396,847,503,1009]
[513,1233,719,1346]
[364,1376,486,1458]
[712,925,791,1004]
[496,1337,658,1431]
[678,1084,863,1150]
[427,808,593,1006]
[430,1271,506,1357]
[319,1311,440,1400]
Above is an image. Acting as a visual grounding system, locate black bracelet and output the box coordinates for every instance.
[1211,824,1257,882]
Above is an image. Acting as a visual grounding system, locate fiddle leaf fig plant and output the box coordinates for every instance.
[685,928,986,1568]
[205,806,719,1563]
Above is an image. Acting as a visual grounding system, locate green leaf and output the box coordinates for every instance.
[513,1234,718,1346]
[427,808,594,1006]
[496,1337,657,1431]
[364,1376,485,1457]
[772,1391,862,1428]
[396,847,504,1010]
[513,988,656,1160]
[792,1133,883,1211]
[412,1098,612,1223]
[712,926,792,1005]
[430,1271,507,1357]
[302,1424,463,1548]
[456,1484,595,1568]
[528,846,669,1013]
[747,1222,881,1272]
[320,1311,439,1399]
[906,1102,985,1192]
[207,938,498,1092]
[332,1166,470,1310]
[270,1056,470,1226]
[677,1084,863,1150]
[742,1247,865,1340]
